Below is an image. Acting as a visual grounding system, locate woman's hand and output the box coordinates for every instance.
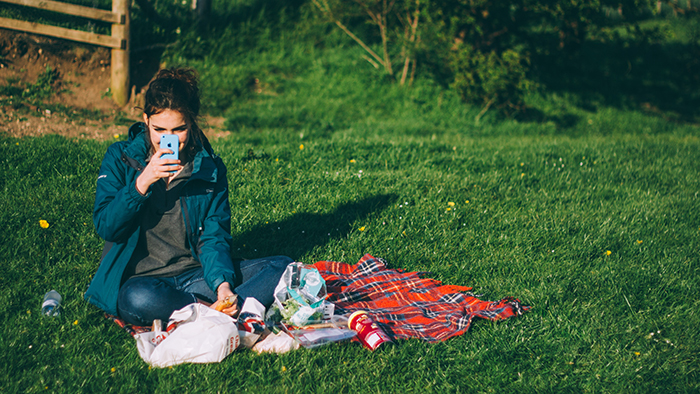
[210,282,239,317]
[135,148,182,195]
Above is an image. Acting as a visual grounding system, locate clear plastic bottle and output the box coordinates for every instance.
[41,290,62,317]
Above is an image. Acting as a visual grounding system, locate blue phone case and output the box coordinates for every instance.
[159,135,179,172]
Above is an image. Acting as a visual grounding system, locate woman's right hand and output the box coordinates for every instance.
[135,148,182,195]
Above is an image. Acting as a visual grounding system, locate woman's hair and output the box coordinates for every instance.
[143,67,204,155]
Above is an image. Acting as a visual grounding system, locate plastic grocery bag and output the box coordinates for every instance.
[135,304,240,368]
[266,262,334,326]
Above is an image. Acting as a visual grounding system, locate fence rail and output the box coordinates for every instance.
[0,0,130,105]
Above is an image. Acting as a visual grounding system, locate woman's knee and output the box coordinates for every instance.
[268,255,293,271]
[118,278,158,312]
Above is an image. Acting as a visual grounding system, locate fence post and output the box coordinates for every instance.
[111,0,130,106]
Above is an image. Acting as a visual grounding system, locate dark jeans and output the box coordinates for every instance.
[117,255,291,326]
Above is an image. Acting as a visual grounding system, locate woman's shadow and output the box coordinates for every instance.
[230,194,396,261]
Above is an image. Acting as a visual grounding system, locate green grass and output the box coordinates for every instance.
[1,113,699,392]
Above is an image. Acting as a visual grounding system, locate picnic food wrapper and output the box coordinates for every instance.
[135,303,240,368]
[252,331,300,354]
[237,297,266,349]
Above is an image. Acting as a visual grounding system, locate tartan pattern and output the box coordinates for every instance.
[313,253,530,342]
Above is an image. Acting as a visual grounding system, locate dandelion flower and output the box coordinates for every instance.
[636,240,643,244]
[111,367,116,373]
[299,144,304,150]
[465,200,470,204]
[281,366,287,372]
[73,320,79,325]
[446,207,452,211]
[634,352,641,356]
[521,173,525,177]
[350,159,356,163]
[447,202,455,207]
[605,250,612,256]
[39,220,49,229]
[359,226,366,232]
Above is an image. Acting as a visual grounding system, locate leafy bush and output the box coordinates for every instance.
[451,46,536,117]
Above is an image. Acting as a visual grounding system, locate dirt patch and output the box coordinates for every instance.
[0,29,230,141]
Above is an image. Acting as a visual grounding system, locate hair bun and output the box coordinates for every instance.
[153,68,200,98]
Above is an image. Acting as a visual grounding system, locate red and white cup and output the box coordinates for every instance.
[348,311,393,350]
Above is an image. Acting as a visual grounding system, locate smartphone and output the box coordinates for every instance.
[159,134,179,172]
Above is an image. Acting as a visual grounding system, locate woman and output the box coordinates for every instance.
[85,68,290,326]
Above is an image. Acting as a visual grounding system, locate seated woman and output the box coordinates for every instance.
[85,67,289,326]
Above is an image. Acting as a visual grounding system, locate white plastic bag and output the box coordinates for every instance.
[135,304,240,368]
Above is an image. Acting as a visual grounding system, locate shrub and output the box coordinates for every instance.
[451,46,536,117]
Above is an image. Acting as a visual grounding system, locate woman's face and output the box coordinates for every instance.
[144,109,190,153]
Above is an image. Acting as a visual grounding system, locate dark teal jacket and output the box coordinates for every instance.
[85,123,235,316]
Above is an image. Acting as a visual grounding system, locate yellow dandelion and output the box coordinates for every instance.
[521,173,525,177]
[446,207,452,211]
[634,352,641,356]
[350,159,356,163]
[402,230,406,236]
[299,144,304,150]
[39,220,50,229]
[605,250,612,256]
[520,162,524,166]
[275,158,279,162]
[110,367,116,373]
[281,366,287,372]
[636,240,643,244]
[447,202,455,207]
[359,226,366,232]
[73,320,79,325]
[113,134,120,139]
[465,200,470,204]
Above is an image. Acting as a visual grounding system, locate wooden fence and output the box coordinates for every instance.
[0,0,130,106]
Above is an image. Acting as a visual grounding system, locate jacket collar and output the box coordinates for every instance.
[123,122,219,183]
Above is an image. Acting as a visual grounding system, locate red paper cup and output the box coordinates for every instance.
[348,311,392,350]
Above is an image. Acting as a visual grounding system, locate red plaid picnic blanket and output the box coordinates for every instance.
[313,253,530,342]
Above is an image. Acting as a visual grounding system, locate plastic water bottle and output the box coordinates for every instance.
[42,290,62,317]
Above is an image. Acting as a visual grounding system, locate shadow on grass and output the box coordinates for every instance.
[231,193,397,261]
[529,29,700,124]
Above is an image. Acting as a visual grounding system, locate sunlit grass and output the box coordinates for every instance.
[1,118,698,392]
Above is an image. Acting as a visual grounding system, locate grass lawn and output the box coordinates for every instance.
[1,104,698,392]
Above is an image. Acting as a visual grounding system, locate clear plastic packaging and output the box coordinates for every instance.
[286,315,356,349]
